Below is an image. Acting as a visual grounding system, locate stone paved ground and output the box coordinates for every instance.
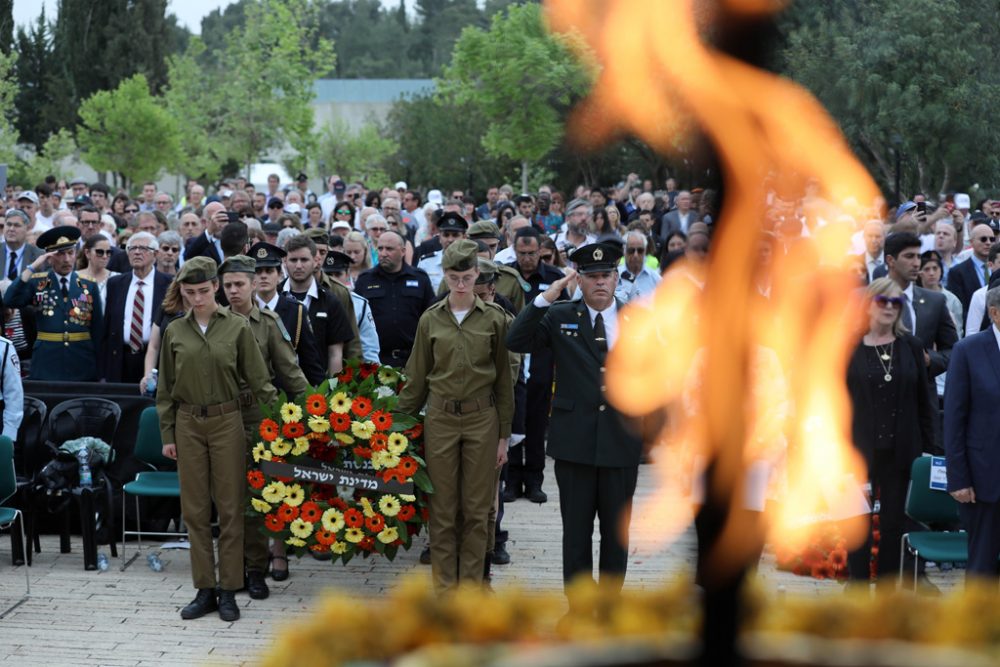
[0,460,961,666]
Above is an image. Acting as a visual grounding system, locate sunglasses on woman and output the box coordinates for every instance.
[873,295,904,308]
[92,248,111,257]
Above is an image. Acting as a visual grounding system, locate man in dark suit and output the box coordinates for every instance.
[944,286,1000,580]
[507,243,642,591]
[946,222,996,321]
[184,201,227,264]
[654,190,694,247]
[101,231,171,383]
[0,209,44,280]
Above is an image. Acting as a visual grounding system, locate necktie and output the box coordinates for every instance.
[622,271,633,282]
[983,262,990,286]
[7,251,16,281]
[60,277,68,298]
[593,312,608,360]
[901,293,914,331]
[129,281,145,352]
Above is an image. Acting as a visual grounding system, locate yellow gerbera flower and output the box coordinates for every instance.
[285,537,306,547]
[400,494,416,502]
[344,527,364,543]
[284,484,306,507]
[270,437,292,456]
[251,442,267,462]
[329,392,351,414]
[369,449,387,470]
[250,498,272,513]
[262,481,286,504]
[351,420,376,439]
[289,518,314,539]
[334,432,355,445]
[279,402,303,423]
[360,497,376,518]
[378,495,400,517]
[377,367,397,385]
[331,541,347,554]
[291,437,310,456]
[383,453,400,469]
[387,432,409,452]
[321,508,345,532]
[377,526,399,544]
[308,415,330,433]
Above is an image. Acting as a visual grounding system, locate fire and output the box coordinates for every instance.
[546,0,883,573]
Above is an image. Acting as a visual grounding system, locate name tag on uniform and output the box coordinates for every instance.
[366,284,381,290]
[929,456,948,491]
[405,280,419,287]
[539,283,551,290]
[316,312,328,318]
[560,323,579,330]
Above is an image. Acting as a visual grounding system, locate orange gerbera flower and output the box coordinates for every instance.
[353,446,372,459]
[247,470,265,490]
[282,422,306,439]
[330,412,351,432]
[264,513,285,532]
[405,423,423,439]
[365,514,385,533]
[344,508,364,528]
[310,542,331,553]
[397,505,416,522]
[299,501,322,523]
[305,393,328,416]
[314,529,336,546]
[399,457,418,477]
[351,396,373,418]
[370,433,388,451]
[259,419,280,441]
[382,469,407,484]
[337,365,354,383]
[371,410,393,431]
[277,504,299,523]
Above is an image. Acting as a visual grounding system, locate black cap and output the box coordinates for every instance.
[249,242,286,268]
[437,211,468,233]
[266,197,284,209]
[69,194,93,207]
[262,222,282,235]
[37,225,82,252]
[569,243,623,274]
[333,179,346,193]
[323,250,351,274]
[296,172,308,182]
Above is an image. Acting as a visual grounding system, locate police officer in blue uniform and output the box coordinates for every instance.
[323,250,381,363]
[5,225,103,381]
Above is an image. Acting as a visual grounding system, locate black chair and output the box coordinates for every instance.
[29,398,122,570]
[10,396,46,565]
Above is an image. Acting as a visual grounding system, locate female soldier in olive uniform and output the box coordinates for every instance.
[397,240,514,593]
[156,257,277,622]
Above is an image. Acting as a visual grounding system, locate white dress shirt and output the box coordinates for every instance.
[903,282,917,332]
[257,292,281,311]
[123,271,155,343]
[534,293,618,349]
[282,277,319,309]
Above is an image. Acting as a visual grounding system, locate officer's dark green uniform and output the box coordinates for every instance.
[506,243,642,591]
[218,256,311,587]
[467,220,526,313]
[156,257,277,606]
[397,240,514,593]
[5,226,103,381]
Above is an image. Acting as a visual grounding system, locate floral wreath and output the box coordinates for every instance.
[247,359,431,563]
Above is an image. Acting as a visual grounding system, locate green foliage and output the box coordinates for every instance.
[314,119,395,189]
[76,74,180,188]
[0,48,18,166]
[439,3,594,188]
[15,129,77,186]
[780,0,1000,196]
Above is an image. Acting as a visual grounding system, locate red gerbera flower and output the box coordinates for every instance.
[371,410,393,431]
[365,514,385,533]
[370,433,388,451]
[310,543,331,553]
[277,504,299,523]
[344,508,364,528]
[337,365,354,383]
[259,419,279,442]
[305,393,327,416]
[405,423,423,439]
[398,457,418,477]
[330,412,351,432]
[359,536,375,551]
[247,470,265,489]
[351,396,373,418]
[299,501,322,523]
[420,507,429,521]
[314,529,336,546]
[353,446,372,460]
[282,422,306,439]
[264,513,285,532]
[397,505,416,522]
[382,468,407,484]
[330,497,348,511]
[359,363,378,379]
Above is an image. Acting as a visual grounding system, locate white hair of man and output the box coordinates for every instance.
[624,229,648,246]
[365,213,388,230]
[128,230,159,251]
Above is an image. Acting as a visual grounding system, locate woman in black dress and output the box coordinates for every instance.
[845,277,935,590]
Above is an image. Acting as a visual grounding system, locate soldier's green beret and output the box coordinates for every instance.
[303,227,330,245]
[218,255,256,275]
[467,220,501,240]
[176,256,218,284]
[442,239,479,272]
[476,258,497,284]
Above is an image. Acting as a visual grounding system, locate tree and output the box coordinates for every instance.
[440,2,594,191]
[312,119,396,188]
[781,0,1000,197]
[13,11,57,150]
[76,74,180,189]
[13,128,77,186]
[0,48,18,167]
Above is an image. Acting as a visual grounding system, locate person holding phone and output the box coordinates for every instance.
[184,201,229,264]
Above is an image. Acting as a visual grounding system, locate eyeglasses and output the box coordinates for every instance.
[335,209,350,215]
[445,274,476,286]
[873,295,905,308]
[976,236,996,243]
[124,208,139,214]
[626,247,645,254]
[367,226,388,233]
[127,246,154,253]
[160,246,179,253]
[92,248,111,257]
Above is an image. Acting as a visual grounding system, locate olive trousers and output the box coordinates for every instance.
[176,410,246,591]
[425,403,499,593]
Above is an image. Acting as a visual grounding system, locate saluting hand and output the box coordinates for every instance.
[951,487,975,503]
[30,251,56,273]
[541,268,578,304]
[163,443,177,460]
[497,438,508,468]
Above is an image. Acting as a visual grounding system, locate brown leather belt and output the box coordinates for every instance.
[428,393,495,416]
[178,400,241,418]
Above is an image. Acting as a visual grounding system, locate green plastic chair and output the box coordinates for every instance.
[900,456,967,586]
[1,434,29,617]
[121,407,184,570]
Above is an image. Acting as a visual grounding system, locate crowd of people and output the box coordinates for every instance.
[5,170,1000,620]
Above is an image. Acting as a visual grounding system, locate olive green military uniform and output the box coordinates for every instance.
[466,220,526,314]
[397,241,514,593]
[157,260,277,593]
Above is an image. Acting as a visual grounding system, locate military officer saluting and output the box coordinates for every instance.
[218,255,310,600]
[506,243,642,593]
[157,257,277,623]
[5,225,103,381]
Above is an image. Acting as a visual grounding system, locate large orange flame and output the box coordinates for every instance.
[546,0,883,575]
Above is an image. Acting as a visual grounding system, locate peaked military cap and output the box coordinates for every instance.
[437,211,469,233]
[570,242,623,274]
[249,242,286,268]
[37,225,81,252]
[323,250,351,274]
